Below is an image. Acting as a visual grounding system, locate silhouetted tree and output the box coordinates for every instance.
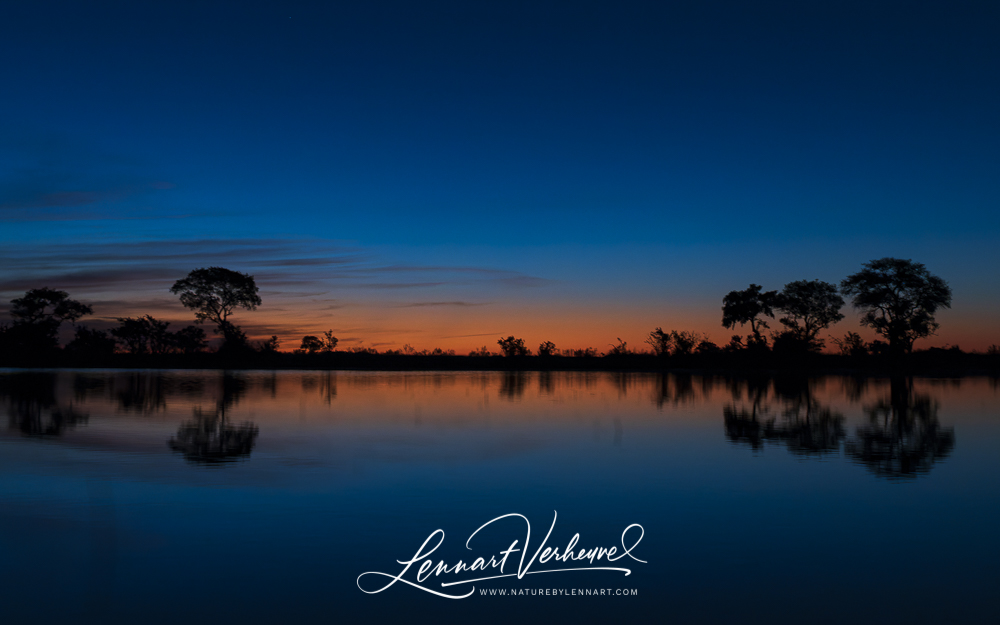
[646,328,672,356]
[833,331,868,357]
[65,326,117,358]
[773,280,844,352]
[537,341,557,357]
[723,335,745,352]
[695,339,720,354]
[257,335,280,354]
[722,284,777,346]
[497,336,529,357]
[840,258,952,355]
[174,325,207,354]
[110,315,174,354]
[607,338,630,356]
[110,317,148,354]
[5,287,92,352]
[170,267,261,336]
[300,335,322,354]
[217,321,250,354]
[321,330,338,352]
[670,330,701,357]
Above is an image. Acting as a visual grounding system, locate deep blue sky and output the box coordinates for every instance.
[1,1,998,349]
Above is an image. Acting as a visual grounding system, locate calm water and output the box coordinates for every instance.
[1,370,998,624]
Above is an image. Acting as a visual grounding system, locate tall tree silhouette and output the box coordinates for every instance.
[170,267,261,348]
[774,280,845,352]
[722,284,777,346]
[840,258,951,355]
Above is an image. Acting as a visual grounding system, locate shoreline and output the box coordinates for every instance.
[2,351,998,377]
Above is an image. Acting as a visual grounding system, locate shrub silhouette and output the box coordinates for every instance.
[497,336,529,357]
[300,335,322,354]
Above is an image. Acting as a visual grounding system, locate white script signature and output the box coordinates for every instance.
[357,511,645,599]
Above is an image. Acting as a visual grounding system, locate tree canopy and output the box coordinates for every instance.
[300,335,323,354]
[774,280,844,351]
[840,258,951,354]
[170,267,261,328]
[497,336,529,357]
[721,284,777,345]
[6,288,93,351]
[11,287,92,325]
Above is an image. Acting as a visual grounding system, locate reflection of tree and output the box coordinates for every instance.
[845,377,955,479]
[73,374,109,403]
[723,379,770,450]
[538,371,554,395]
[499,372,527,400]
[724,376,845,456]
[116,372,168,415]
[841,375,869,403]
[300,372,336,404]
[610,372,634,398]
[2,373,89,436]
[319,372,336,405]
[263,372,278,397]
[765,397,845,456]
[168,373,257,466]
[653,373,698,409]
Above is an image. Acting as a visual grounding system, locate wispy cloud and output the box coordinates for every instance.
[495,276,552,287]
[0,131,180,220]
[398,301,490,308]
[0,189,129,210]
[0,237,551,329]
[350,282,446,289]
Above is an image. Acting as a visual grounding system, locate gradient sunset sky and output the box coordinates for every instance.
[2,1,998,352]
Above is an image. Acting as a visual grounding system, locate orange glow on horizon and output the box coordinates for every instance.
[126,300,997,355]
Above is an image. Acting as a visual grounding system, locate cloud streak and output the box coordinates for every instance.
[0,237,551,333]
[398,301,490,308]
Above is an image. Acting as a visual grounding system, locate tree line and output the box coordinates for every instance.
[718,257,952,357]
[0,257,987,366]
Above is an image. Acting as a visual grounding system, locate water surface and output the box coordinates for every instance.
[1,370,998,624]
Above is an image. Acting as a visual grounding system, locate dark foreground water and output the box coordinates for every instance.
[1,370,998,624]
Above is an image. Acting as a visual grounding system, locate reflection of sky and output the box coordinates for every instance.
[2,3,999,350]
[1,371,998,623]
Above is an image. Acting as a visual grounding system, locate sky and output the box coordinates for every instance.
[1,0,998,352]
